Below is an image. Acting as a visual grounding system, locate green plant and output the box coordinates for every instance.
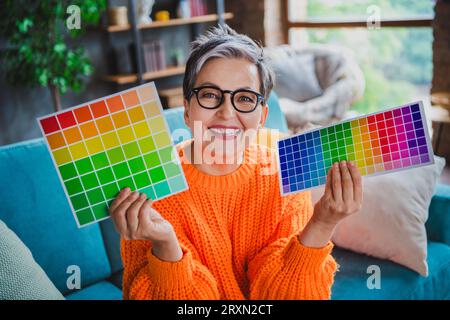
[170,48,184,66]
[0,0,106,111]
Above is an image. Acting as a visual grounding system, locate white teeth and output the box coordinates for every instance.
[209,128,241,136]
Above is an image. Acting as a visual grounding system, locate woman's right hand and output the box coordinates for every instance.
[109,188,183,262]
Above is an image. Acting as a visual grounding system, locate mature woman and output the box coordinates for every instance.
[109,25,362,300]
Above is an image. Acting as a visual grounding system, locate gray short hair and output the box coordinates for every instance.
[183,24,274,103]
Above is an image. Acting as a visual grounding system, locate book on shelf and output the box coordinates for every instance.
[155,40,167,70]
[142,39,167,73]
[177,0,210,19]
[108,44,136,75]
[200,0,208,16]
[190,0,207,17]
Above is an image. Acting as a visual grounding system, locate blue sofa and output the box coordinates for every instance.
[0,93,449,300]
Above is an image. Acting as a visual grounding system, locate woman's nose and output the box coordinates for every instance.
[216,93,236,118]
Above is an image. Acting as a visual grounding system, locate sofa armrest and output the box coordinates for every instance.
[426,183,450,246]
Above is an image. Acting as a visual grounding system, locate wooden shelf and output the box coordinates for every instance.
[107,13,234,32]
[288,17,433,28]
[104,9,232,84]
[104,66,186,84]
[159,87,184,108]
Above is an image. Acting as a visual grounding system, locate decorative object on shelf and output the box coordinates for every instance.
[136,0,155,25]
[177,0,191,18]
[170,48,184,66]
[108,6,129,26]
[143,40,167,72]
[155,10,170,21]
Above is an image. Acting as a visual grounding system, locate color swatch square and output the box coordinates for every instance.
[277,101,434,195]
[38,82,188,228]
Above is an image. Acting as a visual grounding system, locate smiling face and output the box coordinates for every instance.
[184,57,268,163]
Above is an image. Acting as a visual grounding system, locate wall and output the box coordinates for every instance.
[225,0,266,44]
[225,0,286,47]
[432,0,450,93]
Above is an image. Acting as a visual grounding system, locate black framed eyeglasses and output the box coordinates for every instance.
[188,86,265,113]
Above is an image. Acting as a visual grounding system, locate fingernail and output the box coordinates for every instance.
[342,160,347,166]
[334,163,338,168]
[349,161,354,166]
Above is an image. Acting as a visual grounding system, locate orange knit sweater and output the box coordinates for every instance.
[121,140,337,300]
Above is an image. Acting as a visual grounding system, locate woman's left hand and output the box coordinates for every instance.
[312,160,363,229]
[299,160,363,248]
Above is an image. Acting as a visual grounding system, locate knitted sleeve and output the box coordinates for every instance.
[121,202,220,300]
[247,191,337,300]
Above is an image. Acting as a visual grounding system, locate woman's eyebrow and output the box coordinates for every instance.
[198,81,219,87]
[197,82,255,91]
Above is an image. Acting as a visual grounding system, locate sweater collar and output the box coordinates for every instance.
[176,139,260,190]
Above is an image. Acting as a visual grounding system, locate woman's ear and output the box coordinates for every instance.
[259,104,269,129]
[183,98,190,127]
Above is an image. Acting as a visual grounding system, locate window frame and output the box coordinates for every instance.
[281,0,433,44]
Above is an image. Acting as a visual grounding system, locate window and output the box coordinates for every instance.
[286,0,434,114]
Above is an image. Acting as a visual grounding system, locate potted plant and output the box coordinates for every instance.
[170,48,184,67]
[0,0,106,112]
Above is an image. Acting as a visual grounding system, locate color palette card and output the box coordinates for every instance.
[38,82,188,228]
[277,101,434,195]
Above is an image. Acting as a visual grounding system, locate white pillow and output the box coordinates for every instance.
[310,156,446,276]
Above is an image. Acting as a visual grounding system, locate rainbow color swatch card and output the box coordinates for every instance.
[277,101,434,195]
[38,82,188,228]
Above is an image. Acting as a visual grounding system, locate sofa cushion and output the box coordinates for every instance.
[0,219,64,300]
[65,281,122,300]
[311,156,446,276]
[331,241,450,299]
[99,219,123,274]
[164,107,191,144]
[426,183,450,246]
[265,92,289,133]
[0,139,112,295]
